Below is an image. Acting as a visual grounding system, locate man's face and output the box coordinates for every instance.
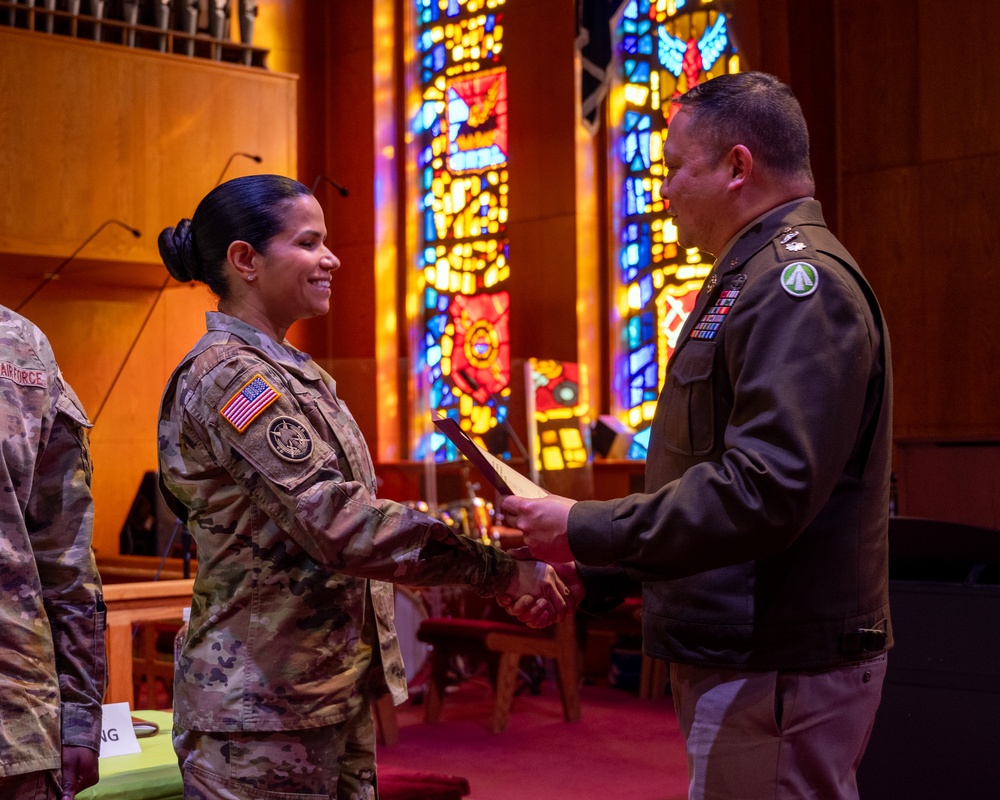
[659,107,732,255]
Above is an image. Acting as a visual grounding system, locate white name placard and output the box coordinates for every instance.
[99,702,142,758]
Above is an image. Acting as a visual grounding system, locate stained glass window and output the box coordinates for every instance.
[610,0,739,442]
[411,0,510,461]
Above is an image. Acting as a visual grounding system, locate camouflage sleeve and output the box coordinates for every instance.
[28,376,106,752]
[187,358,516,596]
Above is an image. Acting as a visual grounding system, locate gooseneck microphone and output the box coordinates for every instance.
[311,174,350,198]
[216,152,263,186]
[15,219,142,312]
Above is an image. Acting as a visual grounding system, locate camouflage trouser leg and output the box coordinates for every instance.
[0,770,61,800]
[173,705,378,800]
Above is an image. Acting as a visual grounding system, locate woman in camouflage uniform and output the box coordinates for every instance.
[157,174,567,800]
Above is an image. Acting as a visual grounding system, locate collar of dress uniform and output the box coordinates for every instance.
[713,196,816,272]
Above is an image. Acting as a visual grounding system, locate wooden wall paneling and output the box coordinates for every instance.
[504,0,580,368]
[292,2,382,451]
[0,27,297,266]
[917,0,1000,164]
[785,0,838,230]
[86,283,215,557]
[838,0,1000,441]
[0,26,298,556]
[507,214,581,364]
[839,166,924,439]
[0,273,214,556]
[835,0,920,175]
[9,282,163,416]
[908,153,1000,439]
[250,0,304,76]
[0,30,147,261]
[732,0,791,79]
[895,442,1000,529]
[833,0,1000,526]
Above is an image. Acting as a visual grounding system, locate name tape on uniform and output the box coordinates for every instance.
[0,361,48,388]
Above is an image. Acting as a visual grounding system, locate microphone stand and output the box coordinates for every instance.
[216,152,262,186]
[15,219,141,313]
[310,174,350,197]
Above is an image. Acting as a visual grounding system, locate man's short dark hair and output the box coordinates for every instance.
[674,71,814,182]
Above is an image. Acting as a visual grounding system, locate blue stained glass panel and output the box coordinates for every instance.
[639,274,653,305]
[627,317,641,349]
[624,131,638,162]
[641,311,654,342]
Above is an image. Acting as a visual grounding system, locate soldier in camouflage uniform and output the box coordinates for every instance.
[157,175,569,799]
[0,305,107,800]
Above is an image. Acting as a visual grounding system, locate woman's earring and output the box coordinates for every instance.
[246,274,256,282]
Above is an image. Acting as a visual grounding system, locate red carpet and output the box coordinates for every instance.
[379,676,689,800]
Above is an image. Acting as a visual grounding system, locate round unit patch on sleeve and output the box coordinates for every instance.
[780,262,819,297]
[267,416,314,462]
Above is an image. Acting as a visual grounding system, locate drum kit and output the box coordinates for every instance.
[404,495,497,547]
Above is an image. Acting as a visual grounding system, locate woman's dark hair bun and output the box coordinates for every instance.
[158,219,200,283]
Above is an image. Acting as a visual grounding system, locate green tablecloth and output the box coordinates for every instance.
[77,710,181,800]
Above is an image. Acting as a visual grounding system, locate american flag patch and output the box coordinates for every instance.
[220,374,281,432]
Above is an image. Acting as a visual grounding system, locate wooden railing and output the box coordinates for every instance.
[0,2,268,67]
[102,578,194,706]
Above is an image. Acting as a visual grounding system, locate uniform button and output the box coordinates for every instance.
[862,671,872,683]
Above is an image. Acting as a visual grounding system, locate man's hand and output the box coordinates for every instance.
[500,494,577,562]
[498,558,570,628]
[61,745,99,800]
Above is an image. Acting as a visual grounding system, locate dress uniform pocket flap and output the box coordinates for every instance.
[658,342,717,456]
[669,342,716,386]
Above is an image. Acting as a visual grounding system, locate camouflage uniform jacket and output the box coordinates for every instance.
[0,305,106,777]
[159,312,514,732]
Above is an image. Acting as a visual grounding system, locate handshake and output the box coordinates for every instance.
[494,493,583,628]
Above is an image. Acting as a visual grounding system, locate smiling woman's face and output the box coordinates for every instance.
[246,193,340,337]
